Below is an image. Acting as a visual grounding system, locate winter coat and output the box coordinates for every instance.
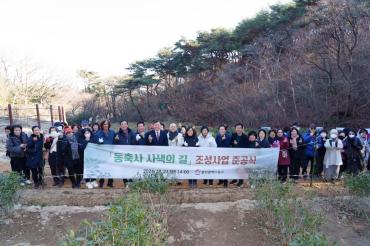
[6,132,28,158]
[316,136,327,158]
[95,129,116,145]
[343,137,363,170]
[324,138,343,167]
[230,133,249,148]
[303,131,317,157]
[146,130,169,146]
[183,135,199,147]
[257,138,271,148]
[115,128,135,145]
[26,134,44,168]
[78,138,95,161]
[167,132,184,147]
[277,136,290,166]
[198,133,217,148]
[215,133,232,148]
[63,135,80,168]
[288,135,305,162]
[132,131,147,145]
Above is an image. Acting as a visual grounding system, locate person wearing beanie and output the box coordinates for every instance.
[323,129,343,183]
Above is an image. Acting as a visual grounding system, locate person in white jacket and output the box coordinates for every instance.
[323,129,343,183]
[167,123,184,147]
[198,126,217,186]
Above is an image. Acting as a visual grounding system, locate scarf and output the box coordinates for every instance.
[169,131,178,141]
[67,135,80,160]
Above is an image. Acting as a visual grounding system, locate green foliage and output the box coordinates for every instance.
[60,173,171,245]
[344,172,370,196]
[59,192,168,246]
[255,179,330,245]
[0,172,21,210]
[129,171,172,194]
[290,232,332,246]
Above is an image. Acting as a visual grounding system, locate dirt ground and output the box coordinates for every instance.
[1,161,370,246]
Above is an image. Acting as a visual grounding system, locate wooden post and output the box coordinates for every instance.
[50,105,54,126]
[36,104,41,128]
[8,104,13,126]
[61,106,65,122]
[58,106,62,121]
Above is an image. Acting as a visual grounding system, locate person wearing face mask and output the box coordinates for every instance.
[358,129,369,171]
[44,127,61,186]
[323,129,343,183]
[78,128,98,189]
[315,129,328,179]
[343,129,363,175]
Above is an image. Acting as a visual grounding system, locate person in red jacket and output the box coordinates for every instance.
[276,129,290,183]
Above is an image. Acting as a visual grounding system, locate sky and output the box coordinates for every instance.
[0,0,290,84]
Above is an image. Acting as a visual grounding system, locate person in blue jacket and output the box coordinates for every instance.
[26,126,44,188]
[95,120,116,188]
[215,124,231,187]
[303,124,317,179]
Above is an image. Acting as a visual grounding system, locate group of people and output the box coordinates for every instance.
[4,120,370,189]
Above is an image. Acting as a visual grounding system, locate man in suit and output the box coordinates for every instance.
[146,121,168,146]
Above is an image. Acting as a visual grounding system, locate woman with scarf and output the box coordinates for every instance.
[276,129,290,182]
[183,127,199,188]
[323,129,343,182]
[26,126,44,189]
[63,127,82,188]
[44,127,61,186]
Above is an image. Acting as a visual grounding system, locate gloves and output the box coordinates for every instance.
[183,141,188,147]
[136,134,141,141]
[196,142,200,147]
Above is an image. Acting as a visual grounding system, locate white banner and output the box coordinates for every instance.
[83,143,279,179]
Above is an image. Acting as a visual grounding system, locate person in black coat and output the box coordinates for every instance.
[288,127,305,182]
[215,125,231,187]
[183,127,199,188]
[257,129,271,148]
[315,130,328,178]
[343,129,363,175]
[26,126,44,188]
[43,127,61,186]
[132,121,147,145]
[6,124,30,184]
[230,123,249,187]
[114,121,136,145]
[146,121,168,146]
[114,121,135,185]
